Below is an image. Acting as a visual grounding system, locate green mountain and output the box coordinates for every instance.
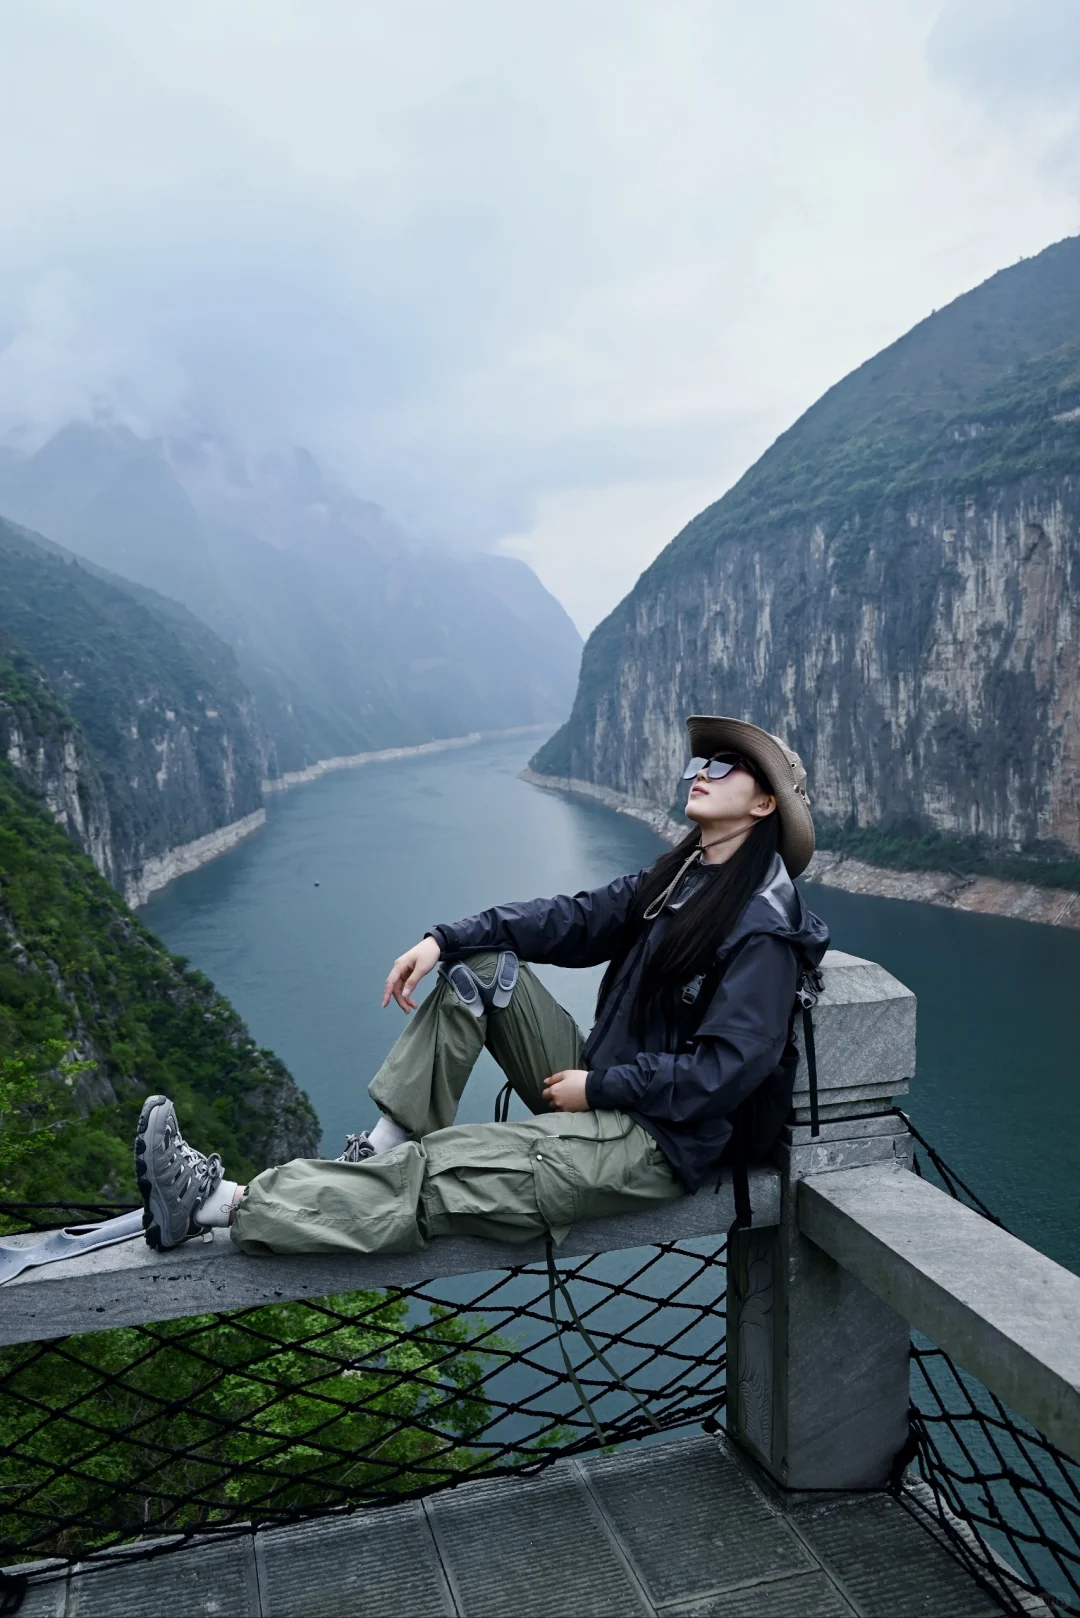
[0,641,319,1202]
[0,517,267,904]
[535,235,1080,877]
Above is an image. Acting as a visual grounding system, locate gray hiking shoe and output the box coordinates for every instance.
[336,1132,376,1164]
[135,1094,224,1250]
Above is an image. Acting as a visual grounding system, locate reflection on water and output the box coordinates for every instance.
[145,733,1080,1273]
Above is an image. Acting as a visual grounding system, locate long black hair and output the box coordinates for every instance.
[595,810,781,1024]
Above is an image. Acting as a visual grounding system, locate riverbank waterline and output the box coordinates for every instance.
[144,733,1080,1275]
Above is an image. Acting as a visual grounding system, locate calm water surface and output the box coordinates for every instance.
[145,734,1080,1272]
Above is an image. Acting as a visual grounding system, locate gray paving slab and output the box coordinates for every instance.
[256,1501,455,1618]
[788,1491,1008,1617]
[13,1436,1033,1617]
[67,1538,261,1618]
[668,1569,856,1617]
[581,1436,810,1606]
[6,1572,67,1618]
[425,1464,651,1617]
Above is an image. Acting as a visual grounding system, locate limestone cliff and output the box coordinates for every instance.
[0,518,269,904]
[534,237,1080,876]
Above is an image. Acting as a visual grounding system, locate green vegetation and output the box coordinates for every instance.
[814,824,1080,891]
[0,749,318,1203]
[0,518,265,851]
[0,1290,509,1558]
[529,722,572,777]
[0,638,518,1558]
[642,336,1080,592]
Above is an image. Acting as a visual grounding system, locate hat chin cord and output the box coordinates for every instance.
[698,821,758,855]
[642,820,758,921]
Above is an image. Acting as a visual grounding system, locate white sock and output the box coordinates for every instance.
[368,1115,410,1154]
[196,1178,240,1228]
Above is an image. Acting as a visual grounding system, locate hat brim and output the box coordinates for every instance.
[685,716,815,878]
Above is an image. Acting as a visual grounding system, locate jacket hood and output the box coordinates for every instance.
[720,852,829,965]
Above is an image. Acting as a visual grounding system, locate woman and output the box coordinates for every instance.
[135,715,828,1255]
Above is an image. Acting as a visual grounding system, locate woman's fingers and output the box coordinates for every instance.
[383,956,413,1011]
[542,1070,590,1112]
[383,938,441,1014]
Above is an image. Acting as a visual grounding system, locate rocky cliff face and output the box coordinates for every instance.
[0,519,269,903]
[536,238,1080,865]
[0,639,116,882]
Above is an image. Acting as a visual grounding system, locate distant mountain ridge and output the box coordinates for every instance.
[0,427,582,776]
[534,234,1080,875]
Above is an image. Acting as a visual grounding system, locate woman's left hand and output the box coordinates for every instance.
[542,1070,592,1112]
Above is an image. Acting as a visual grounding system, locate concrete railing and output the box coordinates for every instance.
[0,1169,780,1347]
[726,951,1080,1489]
[5,946,1079,1503]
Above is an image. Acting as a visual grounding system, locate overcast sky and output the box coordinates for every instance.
[1,1,1079,633]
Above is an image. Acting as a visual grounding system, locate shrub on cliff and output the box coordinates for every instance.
[0,758,319,1201]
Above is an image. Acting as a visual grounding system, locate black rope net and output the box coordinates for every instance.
[902,1116,1080,1618]
[0,1209,726,1570]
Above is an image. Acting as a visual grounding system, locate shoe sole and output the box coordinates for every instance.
[134,1093,176,1251]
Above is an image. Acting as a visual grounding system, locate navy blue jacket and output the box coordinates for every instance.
[429,853,829,1191]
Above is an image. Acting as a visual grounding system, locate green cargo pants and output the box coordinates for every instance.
[232,952,683,1256]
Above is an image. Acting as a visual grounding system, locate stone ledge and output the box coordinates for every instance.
[799,1165,1080,1462]
[0,1167,780,1345]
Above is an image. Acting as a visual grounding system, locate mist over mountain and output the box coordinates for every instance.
[0,425,582,775]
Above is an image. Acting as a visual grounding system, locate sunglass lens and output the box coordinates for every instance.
[683,755,741,781]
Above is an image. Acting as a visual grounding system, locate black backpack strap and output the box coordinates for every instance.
[717,1118,754,1235]
[795,962,824,1138]
[731,1151,752,1233]
[803,1002,820,1138]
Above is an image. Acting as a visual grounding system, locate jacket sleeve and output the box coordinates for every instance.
[585,934,797,1122]
[428,872,642,969]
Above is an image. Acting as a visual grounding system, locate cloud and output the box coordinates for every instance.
[0,1,1079,629]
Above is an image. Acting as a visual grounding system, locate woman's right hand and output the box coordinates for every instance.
[383,936,442,1013]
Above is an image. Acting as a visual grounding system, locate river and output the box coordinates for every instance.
[144,732,1080,1274]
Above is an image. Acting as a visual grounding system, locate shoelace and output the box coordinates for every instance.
[168,1132,223,1199]
[337,1133,373,1164]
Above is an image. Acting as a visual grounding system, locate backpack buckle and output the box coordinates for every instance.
[681,972,705,1005]
[795,964,824,1011]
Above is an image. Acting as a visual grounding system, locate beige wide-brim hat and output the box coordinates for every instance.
[685,715,816,878]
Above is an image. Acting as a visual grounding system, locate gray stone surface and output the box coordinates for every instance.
[0,1169,779,1346]
[792,952,916,1101]
[785,1113,910,1146]
[425,1466,651,1617]
[257,1502,454,1617]
[6,1572,67,1617]
[727,1220,911,1490]
[580,1437,809,1604]
[799,1165,1080,1462]
[670,1571,856,1616]
[67,1537,260,1616]
[788,1490,1006,1617]
[12,1435,1019,1616]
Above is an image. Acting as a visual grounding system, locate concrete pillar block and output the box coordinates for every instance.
[726,949,915,1490]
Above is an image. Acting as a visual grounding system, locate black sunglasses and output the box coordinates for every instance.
[682,754,760,783]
